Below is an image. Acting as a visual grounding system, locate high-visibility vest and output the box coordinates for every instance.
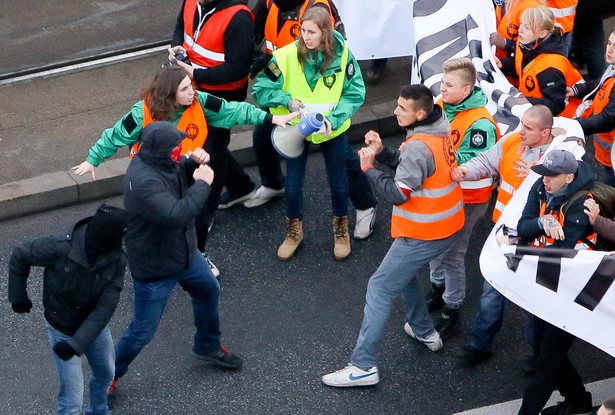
[391,133,465,240]
[496,0,543,41]
[437,100,501,204]
[533,199,597,250]
[582,77,615,167]
[493,133,528,222]
[263,0,334,54]
[182,0,253,91]
[546,0,577,34]
[515,49,584,117]
[268,40,351,144]
[130,100,209,159]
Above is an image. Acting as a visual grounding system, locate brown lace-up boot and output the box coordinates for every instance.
[333,216,351,260]
[277,217,303,260]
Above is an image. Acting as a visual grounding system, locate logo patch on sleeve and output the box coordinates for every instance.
[470,129,487,148]
[264,61,282,81]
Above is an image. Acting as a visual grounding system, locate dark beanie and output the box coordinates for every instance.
[85,204,129,263]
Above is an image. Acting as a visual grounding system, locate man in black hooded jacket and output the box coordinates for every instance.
[9,203,128,415]
[110,122,242,401]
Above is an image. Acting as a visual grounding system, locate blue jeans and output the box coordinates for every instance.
[468,280,506,353]
[429,202,489,308]
[351,233,461,369]
[46,324,114,415]
[114,252,220,379]
[285,134,349,219]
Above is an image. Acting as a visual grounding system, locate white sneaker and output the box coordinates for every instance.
[321,364,379,387]
[404,323,443,352]
[243,186,285,208]
[201,252,220,278]
[353,207,376,239]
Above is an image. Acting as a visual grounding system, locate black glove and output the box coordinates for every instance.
[249,50,272,79]
[53,341,79,361]
[11,300,32,314]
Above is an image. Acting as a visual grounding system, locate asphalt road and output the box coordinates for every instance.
[1,140,614,415]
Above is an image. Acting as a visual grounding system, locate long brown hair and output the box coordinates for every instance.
[298,7,336,74]
[140,66,189,121]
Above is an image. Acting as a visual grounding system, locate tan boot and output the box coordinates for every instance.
[277,217,303,261]
[333,216,351,260]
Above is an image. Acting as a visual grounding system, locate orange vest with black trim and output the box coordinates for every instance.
[130,100,209,159]
[496,0,542,41]
[391,134,465,240]
[582,77,615,166]
[546,0,577,34]
[493,133,527,222]
[263,0,334,54]
[515,49,584,117]
[182,0,253,91]
[532,199,596,249]
[437,100,501,204]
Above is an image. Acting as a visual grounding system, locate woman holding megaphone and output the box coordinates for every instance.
[251,6,366,262]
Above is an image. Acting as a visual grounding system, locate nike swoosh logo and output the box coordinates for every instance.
[349,372,376,381]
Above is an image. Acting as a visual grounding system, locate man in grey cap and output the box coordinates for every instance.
[110,121,242,404]
[515,149,596,415]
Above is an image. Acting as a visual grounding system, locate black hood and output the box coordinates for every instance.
[137,121,186,168]
[521,33,568,64]
[566,160,595,197]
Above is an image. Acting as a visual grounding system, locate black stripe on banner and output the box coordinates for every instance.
[574,255,615,311]
[536,256,561,292]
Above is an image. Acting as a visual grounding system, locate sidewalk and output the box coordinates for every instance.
[0,56,411,221]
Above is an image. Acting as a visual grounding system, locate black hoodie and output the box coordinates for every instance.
[123,122,210,281]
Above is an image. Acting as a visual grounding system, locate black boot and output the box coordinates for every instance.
[435,306,461,341]
[425,283,445,312]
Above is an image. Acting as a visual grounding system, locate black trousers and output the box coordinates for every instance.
[517,316,591,415]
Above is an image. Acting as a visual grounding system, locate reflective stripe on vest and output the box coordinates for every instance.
[547,0,576,33]
[269,40,351,144]
[130,99,209,159]
[437,99,501,204]
[391,134,465,240]
[182,1,253,91]
[493,133,526,222]
[263,0,334,54]
[583,77,615,167]
[515,50,584,117]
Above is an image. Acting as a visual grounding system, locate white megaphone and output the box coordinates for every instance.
[271,112,325,159]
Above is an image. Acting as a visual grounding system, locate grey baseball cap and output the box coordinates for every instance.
[531,149,578,177]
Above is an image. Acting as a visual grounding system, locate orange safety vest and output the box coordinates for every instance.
[582,77,615,167]
[437,100,501,204]
[493,133,528,222]
[515,49,584,117]
[496,0,543,41]
[182,0,253,91]
[391,134,465,240]
[546,0,577,34]
[532,199,596,249]
[130,100,209,159]
[263,0,334,54]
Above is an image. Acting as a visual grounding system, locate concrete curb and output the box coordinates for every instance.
[0,106,398,221]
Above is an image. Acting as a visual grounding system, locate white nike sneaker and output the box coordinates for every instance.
[243,186,284,208]
[321,364,379,387]
[404,323,443,352]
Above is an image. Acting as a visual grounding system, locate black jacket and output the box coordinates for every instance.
[8,218,126,354]
[502,34,569,115]
[123,126,210,281]
[517,160,595,248]
[171,0,254,101]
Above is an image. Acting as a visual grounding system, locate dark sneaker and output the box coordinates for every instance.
[435,307,461,341]
[541,401,592,415]
[107,378,118,409]
[218,188,256,209]
[191,346,243,369]
[459,345,492,364]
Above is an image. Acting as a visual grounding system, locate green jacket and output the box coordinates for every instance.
[251,30,365,133]
[86,91,269,167]
[443,87,497,165]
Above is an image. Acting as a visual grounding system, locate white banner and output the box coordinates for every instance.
[410,0,615,357]
[334,0,414,60]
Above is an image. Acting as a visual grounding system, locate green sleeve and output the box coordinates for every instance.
[86,102,144,166]
[456,118,497,165]
[196,91,268,128]
[250,56,292,109]
[327,51,366,131]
